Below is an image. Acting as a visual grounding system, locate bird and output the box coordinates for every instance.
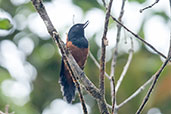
[59,21,89,103]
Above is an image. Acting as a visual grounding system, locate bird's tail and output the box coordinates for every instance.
[59,60,75,103]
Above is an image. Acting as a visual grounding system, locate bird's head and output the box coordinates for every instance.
[68,21,89,39]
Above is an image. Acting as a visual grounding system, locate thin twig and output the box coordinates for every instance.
[0,105,14,114]
[170,0,171,15]
[111,77,116,114]
[116,37,171,110]
[136,57,171,113]
[140,0,160,13]
[99,0,114,113]
[136,2,171,112]
[77,83,88,114]
[31,0,99,99]
[65,63,88,114]
[102,0,106,8]
[110,68,116,114]
[31,0,88,112]
[136,32,171,113]
[115,38,133,93]
[5,105,9,114]
[117,76,154,109]
[31,0,111,113]
[72,14,75,24]
[169,34,171,58]
[89,52,110,79]
[169,0,171,61]
[31,1,113,113]
[100,0,113,98]
[102,1,127,113]
[110,1,127,113]
[110,0,126,76]
[111,16,167,60]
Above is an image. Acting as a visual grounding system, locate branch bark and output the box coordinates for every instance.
[100,0,113,96]
[31,0,111,113]
[110,1,127,113]
[136,36,171,113]
[99,0,114,113]
[140,0,160,13]
[116,74,153,109]
[115,40,133,93]
[89,52,110,79]
[111,16,167,60]
[136,56,171,114]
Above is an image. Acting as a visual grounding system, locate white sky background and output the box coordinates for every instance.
[0,0,170,113]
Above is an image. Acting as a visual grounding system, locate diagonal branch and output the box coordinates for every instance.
[136,36,171,113]
[110,0,127,79]
[136,56,171,114]
[110,1,127,113]
[89,51,110,79]
[137,1,171,113]
[111,76,116,114]
[31,0,100,99]
[102,0,106,7]
[117,75,154,109]
[76,79,88,114]
[117,37,171,111]
[31,0,111,113]
[140,0,160,13]
[99,0,113,98]
[111,16,167,60]
[115,38,133,93]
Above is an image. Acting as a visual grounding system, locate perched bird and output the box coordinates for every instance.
[59,21,89,103]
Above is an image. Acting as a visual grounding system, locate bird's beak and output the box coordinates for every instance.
[83,20,89,29]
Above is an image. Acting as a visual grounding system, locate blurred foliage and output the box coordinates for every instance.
[0,18,12,30]
[72,0,103,12]
[128,0,146,3]
[152,11,170,23]
[0,0,171,114]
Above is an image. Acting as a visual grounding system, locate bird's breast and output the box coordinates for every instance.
[66,41,88,69]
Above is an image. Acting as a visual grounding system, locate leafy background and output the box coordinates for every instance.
[0,0,171,114]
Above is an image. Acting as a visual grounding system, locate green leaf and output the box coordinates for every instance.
[0,18,13,30]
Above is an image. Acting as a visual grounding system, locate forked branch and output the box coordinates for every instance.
[31,0,110,113]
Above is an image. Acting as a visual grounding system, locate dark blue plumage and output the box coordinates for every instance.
[60,60,75,103]
[68,22,89,48]
[59,21,89,103]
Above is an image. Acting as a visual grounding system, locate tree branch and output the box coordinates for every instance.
[100,0,113,98]
[99,0,114,113]
[31,0,112,113]
[137,1,171,113]
[110,0,126,78]
[111,16,167,60]
[102,0,106,8]
[100,0,113,96]
[116,75,153,109]
[32,0,89,112]
[0,105,14,114]
[89,52,110,79]
[136,38,171,113]
[115,38,133,93]
[117,37,171,111]
[76,79,88,114]
[140,0,160,13]
[111,76,116,114]
[109,1,127,113]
